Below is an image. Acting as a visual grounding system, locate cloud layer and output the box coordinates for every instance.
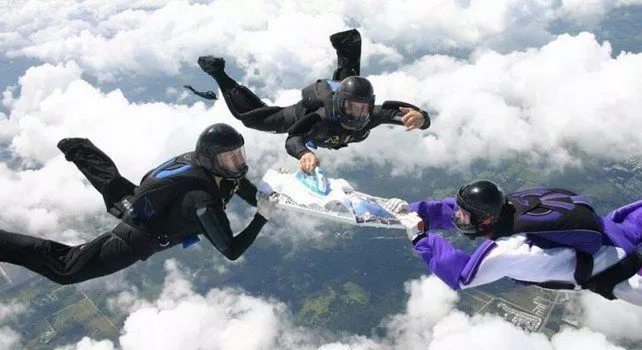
[3,0,642,86]
[56,261,629,350]
[355,32,642,170]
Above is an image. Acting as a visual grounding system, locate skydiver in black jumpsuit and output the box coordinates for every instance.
[0,124,276,285]
[194,29,431,172]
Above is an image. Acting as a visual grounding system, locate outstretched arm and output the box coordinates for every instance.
[196,206,267,260]
[369,101,430,130]
[187,191,267,260]
[395,198,499,290]
[412,233,486,290]
[396,209,499,290]
[386,197,458,231]
[409,198,458,231]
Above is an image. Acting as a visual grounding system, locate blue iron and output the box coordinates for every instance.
[295,167,330,196]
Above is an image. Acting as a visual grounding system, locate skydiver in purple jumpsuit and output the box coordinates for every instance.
[388,180,642,305]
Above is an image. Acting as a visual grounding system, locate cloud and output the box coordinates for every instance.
[559,0,642,21]
[116,260,301,350]
[57,337,117,350]
[329,32,642,172]
[0,217,9,230]
[427,313,554,350]
[551,327,625,350]
[0,327,22,350]
[0,301,27,322]
[577,292,642,342]
[2,0,641,88]
[54,262,629,350]
[2,0,348,87]
[107,289,144,316]
[379,276,460,349]
[0,301,23,350]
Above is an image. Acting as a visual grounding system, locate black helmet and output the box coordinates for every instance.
[332,76,375,130]
[454,180,506,237]
[194,123,248,179]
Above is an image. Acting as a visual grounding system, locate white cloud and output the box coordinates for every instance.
[379,276,460,349]
[57,337,117,350]
[428,313,554,350]
[107,289,144,315]
[330,32,642,172]
[117,260,297,350]
[2,86,16,111]
[0,327,22,350]
[551,327,625,350]
[2,0,348,87]
[0,301,27,322]
[2,0,641,88]
[559,0,642,21]
[0,156,110,238]
[578,292,642,342]
[55,263,629,350]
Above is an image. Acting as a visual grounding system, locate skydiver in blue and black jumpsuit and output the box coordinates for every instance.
[193,29,432,172]
[0,124,277,285]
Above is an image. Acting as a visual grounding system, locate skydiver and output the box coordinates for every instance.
[386,180,642,305]
[195,29,430,173]
[0,124,277,285]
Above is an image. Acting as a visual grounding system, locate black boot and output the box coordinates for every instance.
[330,29,361,52]
[198,56,237,89]
[198,56,225,76]
[330,29,361,80]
